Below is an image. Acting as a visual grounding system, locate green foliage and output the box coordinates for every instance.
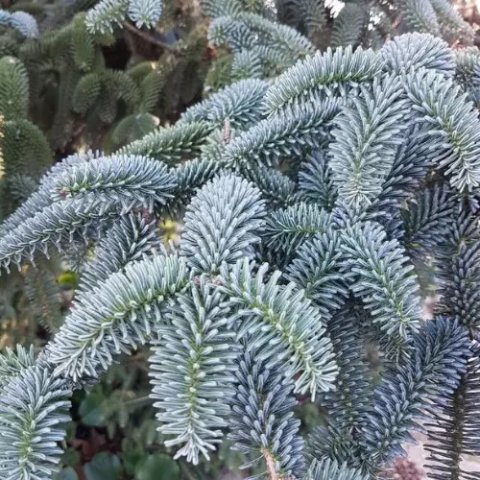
[0,0,479,479]
[0,56,29,120]
[229,345,305,478]
[306,458,368,480]
[150,280,237,464]
[84,452,122,480]
[0,362,71,480]
[331,4,368,49]
[0,9,39,38]
[135,454,180,480]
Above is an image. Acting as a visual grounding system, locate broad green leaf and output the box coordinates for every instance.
[84,452,122,480]
[135,454,180,480]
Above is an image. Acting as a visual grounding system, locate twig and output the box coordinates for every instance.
[262,448,283,480]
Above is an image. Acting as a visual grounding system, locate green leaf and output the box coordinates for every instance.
[84,452,122,480]
[123,448,145,476]
[54,467,78,480]
[135,454,180,480]
[79,391,109,426]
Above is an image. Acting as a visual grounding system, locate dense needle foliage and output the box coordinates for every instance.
[0,0,479,479]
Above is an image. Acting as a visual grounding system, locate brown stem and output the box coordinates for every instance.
[262,448,284,480]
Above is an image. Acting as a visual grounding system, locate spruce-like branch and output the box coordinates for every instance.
[229,346,305,479]
[306,458,368,480]
[0,364,71,480]
[263,203,332,262]
[76,212,162,296]
[359,317,470,468]
[0,195,120,271]
[338,221,422,339]
[51,153,176,212]
[150,280,237,464]
[396,0,440,35]
[329,75,408,211]
[121,121,213,163]
[435,210,480,329]
[224,99,339,169]
[403,70,480,191]
[181,174,266,274]
[219,259,338,397]
[297,149,338,210]
[381,33,455,75]
[401,185,455,255]
[425,340,480,480]
[0,345,35,392]
[47,255,188,380]
[286,231,348,321]
[264,47,384,114]
[181,79,268,130]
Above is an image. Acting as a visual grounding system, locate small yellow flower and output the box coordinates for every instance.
[159,218,178,244]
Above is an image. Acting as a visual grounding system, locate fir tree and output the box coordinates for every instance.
[0,0,479,479]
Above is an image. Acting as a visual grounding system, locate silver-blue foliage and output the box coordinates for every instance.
[0,0,479,477]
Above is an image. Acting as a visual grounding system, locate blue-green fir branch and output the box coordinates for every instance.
[396,0,440,35]
[0,9,39,38]
[403,69,480,191]
[150,280,237,464]
[297,149,338,210]
[219,259,338,397]
[47,255,188,381]
[0,363,72,480]
[263,203,332,263]
[76,212,162,296]
[430,0,474,44]
[128,0,163,28]
[200,0,243,18]
[319,304,373,439]
[306,458,368,480]
[180,79,268,130]
[285,231,349,321]
[401,185,455,255]
[338,221,422,340]
[0,195,121,271]
[0,345,35,392]
[425,339,480,479]
[381,33,455,76]
[51,153,176,212]
[224,98,339,170]
[240,164,297,208]
[209,12,314,61]
[330,75,409,211]
[121,121,213,163]
[358,317,470,469]
[85,0,129,34]
[435,209,480,329]
[181,174,266,274]
[0,152,97,238]
[165,158,225,216]
[229,345,305,479]
[263,46,384,114]
[85,0,162,34]
[366,124,433,231]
